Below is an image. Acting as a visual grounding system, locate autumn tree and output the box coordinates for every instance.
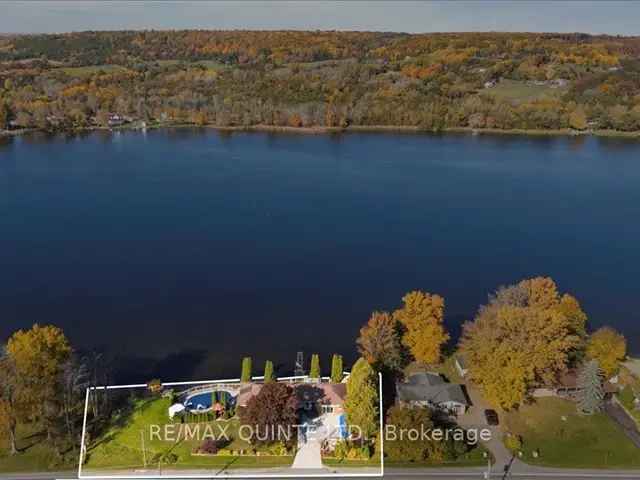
[264,360,275,383]
[586,327,626,378]
[330,354,343,383]
[569,107,588,130]
[460,278,585,409]
[0,101,10,130]
[0,355,19,455]
[309,354,321,379]
[384,404,459,462]
[393,291,449,365]
[240,382,297,446]
[241,357,252,383]
[6,324,71,440]
[344,358,379,439]
[357,311,403,371]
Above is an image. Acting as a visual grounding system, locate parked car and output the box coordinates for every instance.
[484,409,499,425]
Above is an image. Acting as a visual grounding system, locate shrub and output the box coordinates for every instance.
[333,440,349,460]
[196,439,218,455]
[147,379,162,394]
[504,433,523,451]
[217,448,234,456]
[268,442,289,456]
[151,452,178,465]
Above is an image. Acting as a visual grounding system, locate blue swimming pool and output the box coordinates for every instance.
[184,392,212,412]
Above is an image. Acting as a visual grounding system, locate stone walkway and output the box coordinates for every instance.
[291,419,324,469]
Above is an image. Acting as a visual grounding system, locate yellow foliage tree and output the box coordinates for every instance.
[6,324,72,438]
[586,327,626,378]
[393,291,449,365]
[569,107,588,130]
[460,277,584,409]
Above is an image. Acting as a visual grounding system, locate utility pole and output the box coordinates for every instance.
[140,430,147,468]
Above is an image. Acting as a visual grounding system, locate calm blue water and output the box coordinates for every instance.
[1,129,639,381]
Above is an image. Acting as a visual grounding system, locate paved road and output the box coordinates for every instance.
[605,399,640,449]
[5,468,640,480]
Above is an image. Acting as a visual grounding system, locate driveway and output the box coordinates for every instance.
[291,413,336,469]
[605,399,640,448]
[457,383,523,475]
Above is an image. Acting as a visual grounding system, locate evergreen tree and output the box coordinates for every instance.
[577,359,605,415]
[309,354,321,379]
[330,354,343,383]
[241,357,252,383]
[264,360,274,383]
[344,357,379,439]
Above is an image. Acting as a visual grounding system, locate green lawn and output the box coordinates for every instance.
[324,449,489,468]
[503,397,640,468]
[618,387,640,424]
[85,397,292,470]
[0,423,76,473]
[56,64,131,77]
[480,79,567,104]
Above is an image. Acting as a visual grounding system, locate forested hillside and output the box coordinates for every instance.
[1,30,640,133]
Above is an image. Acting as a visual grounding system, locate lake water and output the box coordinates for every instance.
[1,129,639,382]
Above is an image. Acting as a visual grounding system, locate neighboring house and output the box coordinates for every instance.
[530,370,618,399]
[108,114,126,127]
[550,78,568,88]
[455,356,468,378]
[396,373,470,416]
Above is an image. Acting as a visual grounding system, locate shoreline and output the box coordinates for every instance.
[3,123,640,140]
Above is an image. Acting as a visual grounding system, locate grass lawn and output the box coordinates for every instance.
[503,397,640,468]
[324,456,488,469]
[56,64,131,77]
[0,423,76,473]
[323,441,490,468]
[480,79,567,104]
[85,397,292,470]
[617,387,640,425]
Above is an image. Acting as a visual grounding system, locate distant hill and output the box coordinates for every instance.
[1,31,639,134]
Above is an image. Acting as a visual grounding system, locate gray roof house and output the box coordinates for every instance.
[396,373,470,415]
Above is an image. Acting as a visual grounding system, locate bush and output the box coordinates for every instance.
[268,442,289,456]
[147,379,162,394]
[346,445,371,460]
[217,448,234,456]
[504,433,523,451]
[151,452,178,465]
[333,440,349,460]
[196,439,218,455]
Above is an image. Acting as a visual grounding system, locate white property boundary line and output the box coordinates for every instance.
[77,373,383,479]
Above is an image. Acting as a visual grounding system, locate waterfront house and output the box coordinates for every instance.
[530,369,618,399]
[108,114,126,127]
[237,381,346,414]
[296,382,346,414]
[396,372,470,416]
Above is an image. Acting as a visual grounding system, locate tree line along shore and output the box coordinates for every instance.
[1,276,637,472]
[1,31,640,136]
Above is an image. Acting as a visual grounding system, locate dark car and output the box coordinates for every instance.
[484,409,499,426]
